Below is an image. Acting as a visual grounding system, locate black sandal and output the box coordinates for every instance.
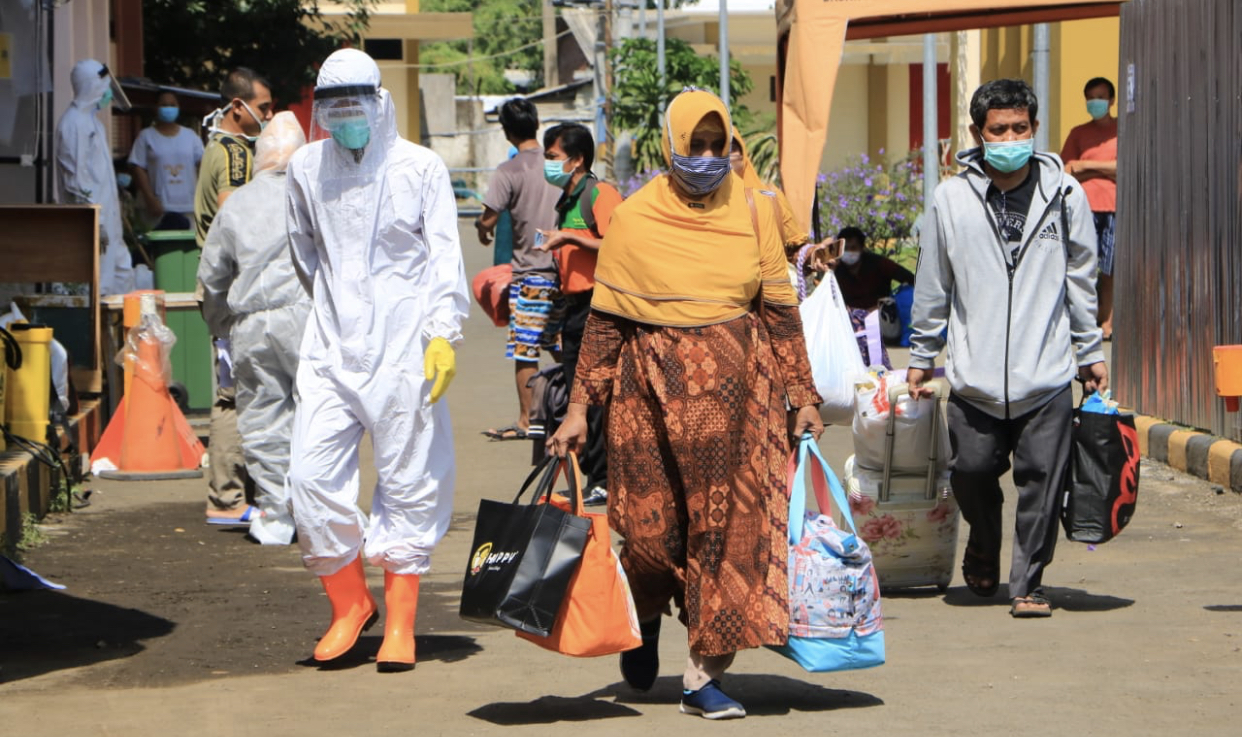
[961,544,1000,598]
[1010,591,1052,618]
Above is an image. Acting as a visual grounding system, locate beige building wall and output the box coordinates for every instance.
[821,63,870,174]
[885,62,911,163]
[976,18,1120,156]
[1051,17,1120,153]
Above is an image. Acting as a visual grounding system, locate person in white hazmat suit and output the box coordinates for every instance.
[55,59,135,295]
[198,112,311,546]
[286,49,468,672]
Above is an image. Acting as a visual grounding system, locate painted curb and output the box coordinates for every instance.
[1132,412,1242,493]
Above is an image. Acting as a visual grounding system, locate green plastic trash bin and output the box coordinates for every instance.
[142,229,213,413]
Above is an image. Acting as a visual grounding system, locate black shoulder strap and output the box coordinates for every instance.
[580,179,601,237]
[1060,181,1073,264]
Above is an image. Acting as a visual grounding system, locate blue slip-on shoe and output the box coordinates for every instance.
[680,680,746,720]
[582,485,608,507]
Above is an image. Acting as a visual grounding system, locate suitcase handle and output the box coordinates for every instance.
[881,381,943,502]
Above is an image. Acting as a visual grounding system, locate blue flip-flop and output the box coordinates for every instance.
[205,506,260,526]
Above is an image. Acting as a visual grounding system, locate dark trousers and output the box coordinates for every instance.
[561,290,608,490]
[947,387,1072,598]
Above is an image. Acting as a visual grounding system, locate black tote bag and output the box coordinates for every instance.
[1062,409,1141,544]
[459,455,592,636]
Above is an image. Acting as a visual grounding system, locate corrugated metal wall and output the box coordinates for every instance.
[1115,0,1242,439]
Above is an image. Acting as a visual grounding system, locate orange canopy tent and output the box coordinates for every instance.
[776,0,1125,230]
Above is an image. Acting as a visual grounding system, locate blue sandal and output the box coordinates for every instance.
[206,506,259,526]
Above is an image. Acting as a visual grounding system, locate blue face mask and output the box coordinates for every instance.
[157,106,179,123]
[1086,99,1111,120]
[98,88,113,110]
[331,118,371,150]
[982,138,1035,174]
[669,153,732,196]
[116,173,132,189]
[544,159,573,188]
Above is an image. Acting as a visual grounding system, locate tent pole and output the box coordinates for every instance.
[657,0,666,97]
[923,33,939,213]
[1032,23,1051,152]
[719,0,730,109]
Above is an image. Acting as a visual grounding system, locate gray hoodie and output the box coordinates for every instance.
[908,148,1105,419]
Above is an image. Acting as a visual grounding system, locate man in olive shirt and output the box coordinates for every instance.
[195,68,273,525]
[195,68,272,246]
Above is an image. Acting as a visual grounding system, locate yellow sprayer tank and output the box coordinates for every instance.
[4,323,53,446]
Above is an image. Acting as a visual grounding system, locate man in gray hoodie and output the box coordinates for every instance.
[907,79,1108,619]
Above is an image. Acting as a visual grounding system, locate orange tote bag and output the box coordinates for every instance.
[516,454,642,657]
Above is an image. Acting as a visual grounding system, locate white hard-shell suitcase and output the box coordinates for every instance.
[840,382,960,591]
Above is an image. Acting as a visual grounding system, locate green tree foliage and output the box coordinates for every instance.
[420,0,545,95]
[609,36,752,173]
[143,0,376,107]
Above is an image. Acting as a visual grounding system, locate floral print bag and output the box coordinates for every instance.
[768,436,886,673]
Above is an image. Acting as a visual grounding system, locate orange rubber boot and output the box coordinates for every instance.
[376,571,419,672]
[312,555,379,662]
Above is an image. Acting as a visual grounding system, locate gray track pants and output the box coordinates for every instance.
[947,387,1072,599]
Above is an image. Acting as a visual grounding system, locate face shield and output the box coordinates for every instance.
[99,64,132,112]
[311,84,380,159]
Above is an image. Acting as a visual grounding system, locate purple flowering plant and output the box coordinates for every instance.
[620,168,664,198]
[816,149,924,257]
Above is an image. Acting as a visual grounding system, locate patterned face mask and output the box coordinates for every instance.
[669,152,732,196]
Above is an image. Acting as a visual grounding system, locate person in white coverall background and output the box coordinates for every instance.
[56,59,135,296]
[198,112,311,546]
[286,49,469,672]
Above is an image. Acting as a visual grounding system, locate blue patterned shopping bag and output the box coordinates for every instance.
[768,436,885,673]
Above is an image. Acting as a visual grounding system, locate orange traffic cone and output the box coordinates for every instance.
[97,334,204,480]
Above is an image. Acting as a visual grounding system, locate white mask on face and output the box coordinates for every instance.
[839,250,861,266]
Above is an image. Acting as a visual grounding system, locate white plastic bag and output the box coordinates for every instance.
[801,273,866,425]
[852,373,950,474]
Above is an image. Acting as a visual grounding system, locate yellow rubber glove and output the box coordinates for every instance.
[423,337,456,404]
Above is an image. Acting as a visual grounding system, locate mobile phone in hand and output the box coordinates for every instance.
[825,238,845,260]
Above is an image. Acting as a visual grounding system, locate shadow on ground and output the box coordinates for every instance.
[468,674,883,724]
[7,503,489,688]
[940,584,1134,611]
[0,589,175,684]
[297,634,483,671]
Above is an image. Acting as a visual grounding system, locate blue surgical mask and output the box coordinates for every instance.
[669,153,732,196]
[331,119,371,150]
[98,88,113,110]
[116,173,132,189]
[1086,99,1111,120]
[544,159,573,188]
[157,106,180,123]
[982,138,1035,174]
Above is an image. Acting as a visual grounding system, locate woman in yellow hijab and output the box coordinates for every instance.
[548,89,822,719]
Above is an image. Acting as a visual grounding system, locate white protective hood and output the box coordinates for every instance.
[56,59,133,295]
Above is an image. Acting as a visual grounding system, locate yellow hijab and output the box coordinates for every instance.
[732,126,809,249]
[592,90,796,328]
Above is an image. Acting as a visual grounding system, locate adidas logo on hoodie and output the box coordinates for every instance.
[1037,221,1061,242]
